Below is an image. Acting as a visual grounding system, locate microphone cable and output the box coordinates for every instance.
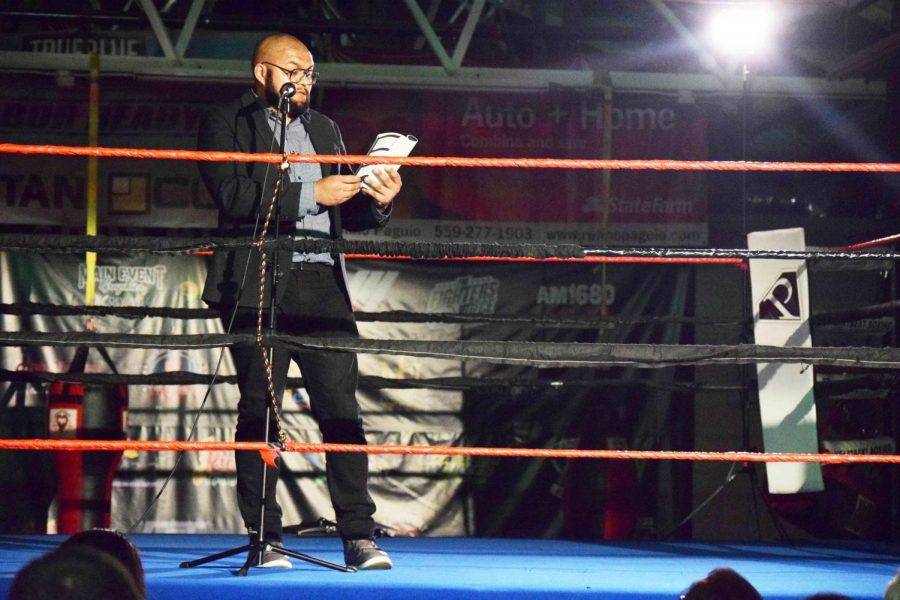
[251,86,297,448]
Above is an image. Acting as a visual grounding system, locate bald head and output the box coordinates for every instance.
[251,33,315,118]
[252,34,310,69]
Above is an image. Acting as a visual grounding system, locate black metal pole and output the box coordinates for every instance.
[249,92,291,570]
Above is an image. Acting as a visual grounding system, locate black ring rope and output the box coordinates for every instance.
[2,331,900,369]
[5,301,894,328]
[0,302,221,320]
[4,299,895,331]
[810,300,900,324]
[4,301,897,331]
[582,247,899,261]
[355,311,742,327]
[0,370,749,394]
[0,235,585,259]
[1,233,899,261]
[4,370,891,396]
[0,302,745,328]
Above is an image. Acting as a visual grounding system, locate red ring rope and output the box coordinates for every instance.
[2,143,900,172]
[1,439,896,464]
[837,232,900,251]
[343,254,745,265]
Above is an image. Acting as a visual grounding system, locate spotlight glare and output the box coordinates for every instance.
[708,2,779,59]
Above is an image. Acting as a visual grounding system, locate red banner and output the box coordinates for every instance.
[327,88,709,245]
[0,78,708,245]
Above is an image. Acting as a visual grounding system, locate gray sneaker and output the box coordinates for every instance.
[257,542,292,568]
[343,538,392,570]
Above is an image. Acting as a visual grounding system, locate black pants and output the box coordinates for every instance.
[223,264,376,542]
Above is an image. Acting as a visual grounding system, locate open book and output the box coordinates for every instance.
[356,132,418,191]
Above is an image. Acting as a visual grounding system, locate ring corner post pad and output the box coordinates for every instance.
[747,226,823,495]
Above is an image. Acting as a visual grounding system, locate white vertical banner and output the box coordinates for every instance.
[747,227,823,494]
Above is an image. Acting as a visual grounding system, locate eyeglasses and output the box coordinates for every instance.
[262,61,319,84]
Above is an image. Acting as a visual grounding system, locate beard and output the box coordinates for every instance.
[264,86,309,120]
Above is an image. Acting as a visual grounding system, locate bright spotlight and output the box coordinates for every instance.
[707,2,779,60]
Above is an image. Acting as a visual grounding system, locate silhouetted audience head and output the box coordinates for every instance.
[681,567,762,600]
[9,546,143,600]
[886,569,900,600]
[803,594,852,600]
[59,527,145,592]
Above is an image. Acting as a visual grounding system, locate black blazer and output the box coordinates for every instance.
[197,90,389,308]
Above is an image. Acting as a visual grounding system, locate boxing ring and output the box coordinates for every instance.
[1,142,900,598]
[0,534,897,599]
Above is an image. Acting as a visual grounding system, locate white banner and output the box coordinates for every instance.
[0,253,467,535]
[748,227,823,494]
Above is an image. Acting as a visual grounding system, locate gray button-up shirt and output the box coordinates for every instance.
[265,107,334,266]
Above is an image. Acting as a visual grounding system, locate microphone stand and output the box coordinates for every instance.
[180,84,353,574]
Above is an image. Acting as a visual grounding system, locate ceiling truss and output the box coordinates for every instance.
[0,0,889,99]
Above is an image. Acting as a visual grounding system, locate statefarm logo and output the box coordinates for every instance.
[426,275,500,316]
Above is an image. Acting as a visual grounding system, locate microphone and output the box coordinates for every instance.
[279,82,297,99]
[278,81,307,124]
